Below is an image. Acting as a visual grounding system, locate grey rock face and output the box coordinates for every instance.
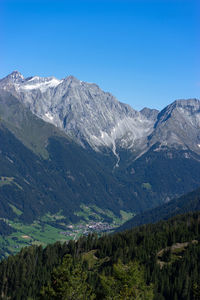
[0,71,25,84]
[140,107,159,121]
[148,99,200,154]
[1,71,200,161]
[0,72,154,157]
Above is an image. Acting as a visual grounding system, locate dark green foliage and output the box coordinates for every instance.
[0,242,69,299]
[0,220,16,236]
[118,144,200,211]
[0,124,128,227]
[1,92,200,298]
[40,254,95,299]
[1,92,200,233]
[100,260,154,299]
[0,212,200,299]
[119,186,200,231]
[161,249,171,262]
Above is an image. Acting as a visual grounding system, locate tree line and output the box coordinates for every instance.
[0,211,200,299]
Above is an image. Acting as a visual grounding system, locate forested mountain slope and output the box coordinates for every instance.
[118,186,200,231]
[0,211,200,299]
[1,91,200,228]
[0,122,134,224]
[1,74,200,261]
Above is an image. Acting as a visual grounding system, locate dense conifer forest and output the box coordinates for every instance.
[1,2,199,299]
[119,187,200,231]
[0,211,200,299]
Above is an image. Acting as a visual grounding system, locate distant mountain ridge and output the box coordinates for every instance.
[148,99,200,155]
[0,92,135,223]
[117,186,200,231]
[1,71,200,209]
[1,71,200,165]
[1,71,200,259]
[0,71,154,162]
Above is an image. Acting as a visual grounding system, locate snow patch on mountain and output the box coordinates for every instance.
[16,77,63,92]
[44,112,54,122]
[2,71,200,164]
[0,71,156,160]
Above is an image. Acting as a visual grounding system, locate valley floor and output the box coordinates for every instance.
[0,205,133,259]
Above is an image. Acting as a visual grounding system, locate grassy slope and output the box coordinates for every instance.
[0,206,133,259]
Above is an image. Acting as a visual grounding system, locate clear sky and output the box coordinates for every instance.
[1,0,199,110]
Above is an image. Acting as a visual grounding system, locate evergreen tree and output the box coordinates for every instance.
[40,254,95,300]
[100,260,154,300]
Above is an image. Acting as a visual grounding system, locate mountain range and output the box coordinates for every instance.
[0,71,200,256]
[2,71,200,160]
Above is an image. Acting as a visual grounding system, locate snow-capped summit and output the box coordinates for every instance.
[1,71,200,164]
[17,76,63,92]
[0,71,64,91]
[0,70,25,84]
[0,71,155,161]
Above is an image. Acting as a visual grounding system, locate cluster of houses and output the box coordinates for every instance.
[60,221,114,237]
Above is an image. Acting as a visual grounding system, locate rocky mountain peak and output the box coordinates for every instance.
[0,71,155,161]
[155,99,200,126]
[65,75,80,83]
[1,71,200,164]
[148,98,200,154]
[8,70,24,81]
[140,107,159,121]
[0,71,24,85]
[173,98,200,108]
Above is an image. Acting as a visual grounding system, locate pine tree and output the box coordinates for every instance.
[100,260,154,300]
[40,254,95,300]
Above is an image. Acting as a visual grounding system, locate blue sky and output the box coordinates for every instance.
[1,0,199,110]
